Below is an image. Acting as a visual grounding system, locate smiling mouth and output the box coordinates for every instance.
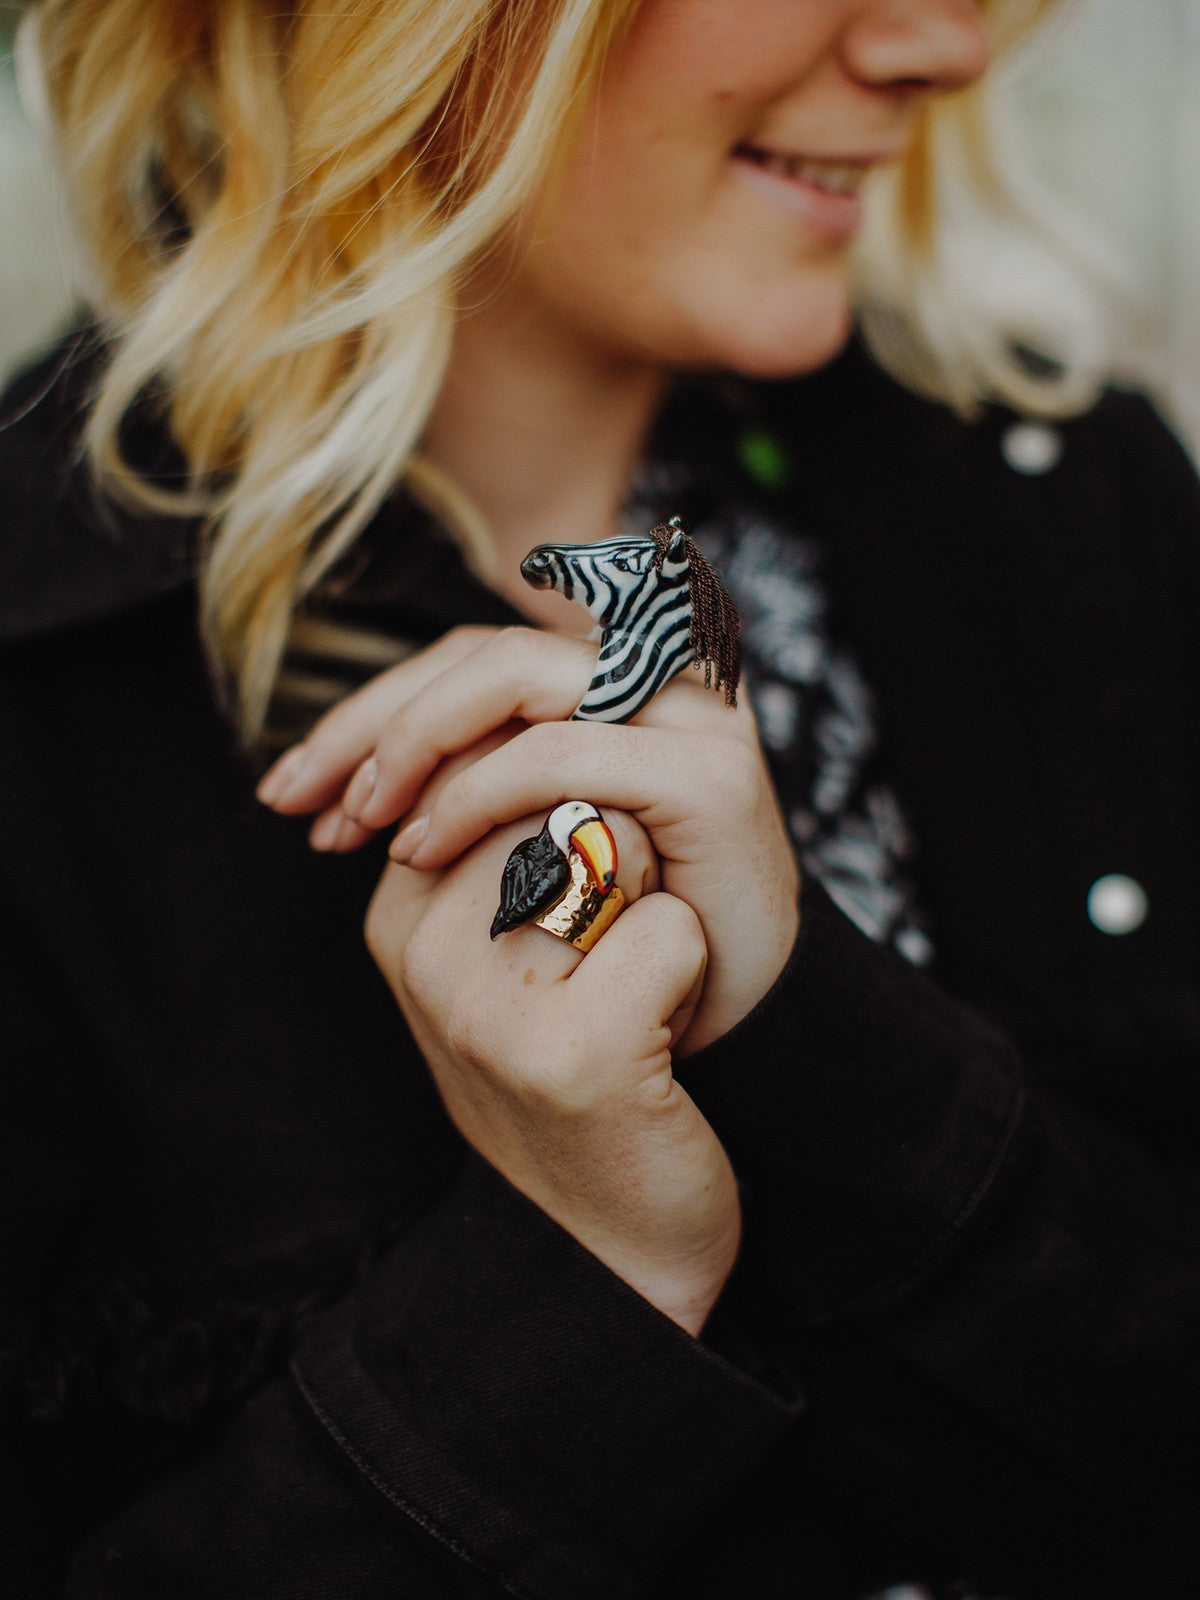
[732,144,873,196]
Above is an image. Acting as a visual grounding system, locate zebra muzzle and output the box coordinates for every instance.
[518,549,555,588]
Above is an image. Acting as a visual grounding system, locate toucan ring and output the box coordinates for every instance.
[490,799,626,953]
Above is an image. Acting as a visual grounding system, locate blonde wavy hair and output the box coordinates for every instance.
[26,0,1096,737]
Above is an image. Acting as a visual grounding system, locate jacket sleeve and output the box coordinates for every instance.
[679,883,1200,1587]
[51,1151,797,1599]
[0,857,799,1599]
[0,904,801,1600]
[676,400,1200,1590]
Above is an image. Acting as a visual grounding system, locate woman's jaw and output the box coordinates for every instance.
[473,0,990,383]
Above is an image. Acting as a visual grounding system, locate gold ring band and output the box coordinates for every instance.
[534,849,625,952]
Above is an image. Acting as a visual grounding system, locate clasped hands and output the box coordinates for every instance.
[258,625,799,1334]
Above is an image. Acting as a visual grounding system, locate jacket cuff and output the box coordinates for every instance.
[291,1154,802,1599]
[676,877,1026,1323]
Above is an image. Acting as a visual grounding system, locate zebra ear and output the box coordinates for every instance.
[666,523,687,562]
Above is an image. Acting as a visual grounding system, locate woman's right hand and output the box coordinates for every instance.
[364,808,742,1339]
[259,624,800,1055]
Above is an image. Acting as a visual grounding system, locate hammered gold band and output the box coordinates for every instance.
[533,849,626,953]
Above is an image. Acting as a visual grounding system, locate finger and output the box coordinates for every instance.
[343,630,756,832]
[383,806,660,1015]
[383,823,602,1062]
[307,804,376,853]
[393,721,704,868]
[559,892,708,1064]
[365,859,445,981]
[256,626,496,813]
[308,723,526,858]
[460,894,705,1118]
[343,628,597,829]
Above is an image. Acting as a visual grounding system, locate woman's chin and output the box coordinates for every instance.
[726,325,852,381]
[714,298,854,381]
[653,277,854,380]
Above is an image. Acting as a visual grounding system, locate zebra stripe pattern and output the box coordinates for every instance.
[520,531,695,723]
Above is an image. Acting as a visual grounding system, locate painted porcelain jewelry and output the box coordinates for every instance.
[491,800,624,953]
[520,516,741,724]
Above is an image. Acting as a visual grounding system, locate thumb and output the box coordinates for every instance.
[564,892,707,1061]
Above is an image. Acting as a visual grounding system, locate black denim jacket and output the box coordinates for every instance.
[2,333,1198,1598]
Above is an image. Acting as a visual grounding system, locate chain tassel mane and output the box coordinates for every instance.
[649,518,741,707]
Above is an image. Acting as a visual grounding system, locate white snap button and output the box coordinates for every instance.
[1087,874,1148,936]
[1001,421,1063,476]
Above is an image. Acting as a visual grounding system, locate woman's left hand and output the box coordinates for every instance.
[259,626,799,1052]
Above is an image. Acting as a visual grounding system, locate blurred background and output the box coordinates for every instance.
[0,0,1197,451]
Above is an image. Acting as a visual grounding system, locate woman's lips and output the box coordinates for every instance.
[729,144,872,242]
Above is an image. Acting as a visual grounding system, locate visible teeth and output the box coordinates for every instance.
[747,150,867,195]
[797,161,865,194]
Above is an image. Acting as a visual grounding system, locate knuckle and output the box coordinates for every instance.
[516,1048,599,1117]
[363,868,406,969]
[708,737,761,812]
[542,1070,595,1118]
[608,724,661,786]
[495,624,543,657]
[443,997,491,1070]
[443,624,494,655]
[395,915,440,1003]
[445,989,539,1088]
[362,893,385,965]
[375,699,421,763]
[487,625,550,683]
[519,719,569,761]
[434,754,486,819]
[653,890,705,952]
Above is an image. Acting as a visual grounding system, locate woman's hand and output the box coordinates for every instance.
[259,625,800,1052]
[364,809,741,1337]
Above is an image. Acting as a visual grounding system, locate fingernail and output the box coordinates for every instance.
[343,757,377,822]
[334,814,366,851]
[257,745,307,806]
[389,815,429,864]
[310,810,343,851]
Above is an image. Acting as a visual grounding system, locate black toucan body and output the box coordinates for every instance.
[491,801,618,939]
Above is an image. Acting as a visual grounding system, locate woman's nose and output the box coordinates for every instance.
[842,0,993,95]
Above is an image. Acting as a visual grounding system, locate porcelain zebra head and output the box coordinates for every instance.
[520,517,740,723]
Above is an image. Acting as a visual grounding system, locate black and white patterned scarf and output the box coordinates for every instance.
[622,472,932,969]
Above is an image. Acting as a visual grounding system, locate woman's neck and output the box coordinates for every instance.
[421,291,666,629]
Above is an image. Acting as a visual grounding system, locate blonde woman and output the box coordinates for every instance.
[3,1,1198,1595]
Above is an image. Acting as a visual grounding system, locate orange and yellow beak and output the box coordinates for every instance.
[569,817,618,895]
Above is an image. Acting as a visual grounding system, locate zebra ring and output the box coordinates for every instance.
[520,516,741,725]
[491,801,625,954]
[488,519,738,946]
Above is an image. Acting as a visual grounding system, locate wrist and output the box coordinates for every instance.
[570,1203,743,1338]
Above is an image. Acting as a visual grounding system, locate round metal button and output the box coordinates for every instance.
[1001,421,1064,476]
[1087,874,1148,936]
